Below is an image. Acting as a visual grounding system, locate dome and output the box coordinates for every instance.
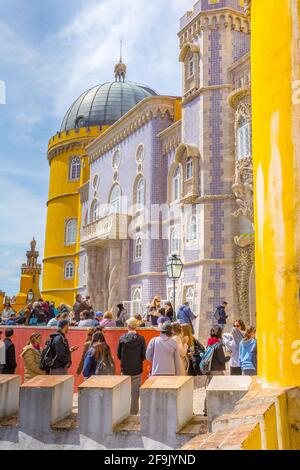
[60,81,158,132]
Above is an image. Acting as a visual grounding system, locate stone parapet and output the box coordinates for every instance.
[0,375,20,420]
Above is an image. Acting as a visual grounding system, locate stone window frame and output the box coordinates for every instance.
[64,260,75,280]
[131,286,142,315]
[134,235,143,262]
[169,225,181,256]
[179,42,200,96]
[167,164,182,204]
[69,156,81,181]
[174,143,200,202]
[109,183,122,214]
[90,198,99,223]
[133,173,146,211]
[186,214,199,246]
[183,284,196,312]
[135,143,145,163]
[65,218,77,246]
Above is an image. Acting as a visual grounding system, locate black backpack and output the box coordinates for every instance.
[40,337,56,371]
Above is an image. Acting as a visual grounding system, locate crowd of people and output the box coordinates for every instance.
[0,294,257,416]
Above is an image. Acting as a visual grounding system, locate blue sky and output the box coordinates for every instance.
[0,0,192,295]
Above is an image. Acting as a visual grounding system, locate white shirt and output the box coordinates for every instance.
[0,340,5,365]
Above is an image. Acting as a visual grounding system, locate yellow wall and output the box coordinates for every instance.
[252,0,300,386]
[42,126,107,306]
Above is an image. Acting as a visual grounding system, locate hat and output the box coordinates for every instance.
[96,311,104,318]
[160,322,172,334]
[58,319,69,330]
[126,317,139,329]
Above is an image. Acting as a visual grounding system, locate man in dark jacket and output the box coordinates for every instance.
[2,329,17,374]
[213,301,228,329]
[117,317,146,414]
[73,294,91,322]
[49,320,78,375]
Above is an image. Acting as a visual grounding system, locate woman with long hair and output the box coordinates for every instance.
[182,323,205,376]
[76,327,96,376]
[149,296,161,326]
[171,322,189,375]
[20,332,46,381]
[239,326,257,376]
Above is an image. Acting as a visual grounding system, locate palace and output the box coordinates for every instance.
[42,0,253,337]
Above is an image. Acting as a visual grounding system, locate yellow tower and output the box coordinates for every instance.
[42,62,158,306]
[15,237,42,309]
[251,0,300,386]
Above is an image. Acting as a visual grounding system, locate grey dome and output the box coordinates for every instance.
[61,81,158,131]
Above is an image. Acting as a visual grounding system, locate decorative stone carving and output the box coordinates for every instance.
[244,1,251,17]
[235,241,254,324]
[232,156,254,225]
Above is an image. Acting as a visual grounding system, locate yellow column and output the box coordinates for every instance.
[251,0,300,386]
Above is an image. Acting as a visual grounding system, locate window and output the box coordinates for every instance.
[112,150,121,169]
[135,237,142,260]
[237,121,251,159]
[189,57,195,77]
[110,185,121,213]
[65,219,77,245]
[69,157,81,181]
[137,177,145,208]
[187,215,198,243]
[170,227,180,255]
[132,287,142,315]
[173,166,181,201]
[64,261,74,279]
[90,199,99,223]
[185,286,195,311]
[136,145,145,163]
[186,158,193,180]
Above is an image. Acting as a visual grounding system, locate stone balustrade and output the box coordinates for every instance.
[0,375,20,420]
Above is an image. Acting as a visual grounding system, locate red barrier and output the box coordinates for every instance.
[0,326,160,390]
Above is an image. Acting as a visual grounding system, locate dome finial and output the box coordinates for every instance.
[114,40,126,82]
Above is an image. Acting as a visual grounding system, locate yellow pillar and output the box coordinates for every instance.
[251,0,300,386]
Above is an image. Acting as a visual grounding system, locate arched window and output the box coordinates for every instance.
[90,199,99,223]
[170,227,180,255]
[187,215,198,243]
[65,219,77,245]
[173,166,181,201]
[69,157,81,181]
[132,287,142,315]
[137,177,145,208]
[110,185,121,213]
[185,286,195,310]
[64,261,74,279]
[136,144,145,163]
[186,158,193,180]
[135,237,142,260]
[237,121,251,159]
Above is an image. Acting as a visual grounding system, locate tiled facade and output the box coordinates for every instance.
[78,0,252,338]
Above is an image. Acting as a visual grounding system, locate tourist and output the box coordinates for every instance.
[156,308,170,327]
[213,301,229,330]
[94,311,104,324]
[171,322,189,375]
[1,303,16,322]
[77,327,97,376]
[99,311,115,328]
[177,303,197,333]
[77,310,97,327]
[115,303,129,327]
[2,329,17,374]
[20,332,46,381]
[82,331,104,380]
[0,330,5,373]
[146,322,181,376]
[48,320,78,375]
[28,301,46,326]
[73,294,90,322]
[47,312,61,327]
[94,331,115,375]
[182,323,205,376]
[203,326,231,416]
[239,326,257,376]
[117,317,146,414]
[223,319,246,376]
[5,313,17,326]
[164,302,174,321]
[133,314,145,328]
[23,304,33,325]
[149,296,161,326]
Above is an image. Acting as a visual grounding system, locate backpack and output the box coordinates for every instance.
[199,343,220,375]
[95,345,115,376]
[40,337,56,371]
[213,308,221,323]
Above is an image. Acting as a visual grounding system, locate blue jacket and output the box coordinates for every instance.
[177,305,196,330]
[214,306,227,325]
[83,348,97,379]
[239,338,257,371]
